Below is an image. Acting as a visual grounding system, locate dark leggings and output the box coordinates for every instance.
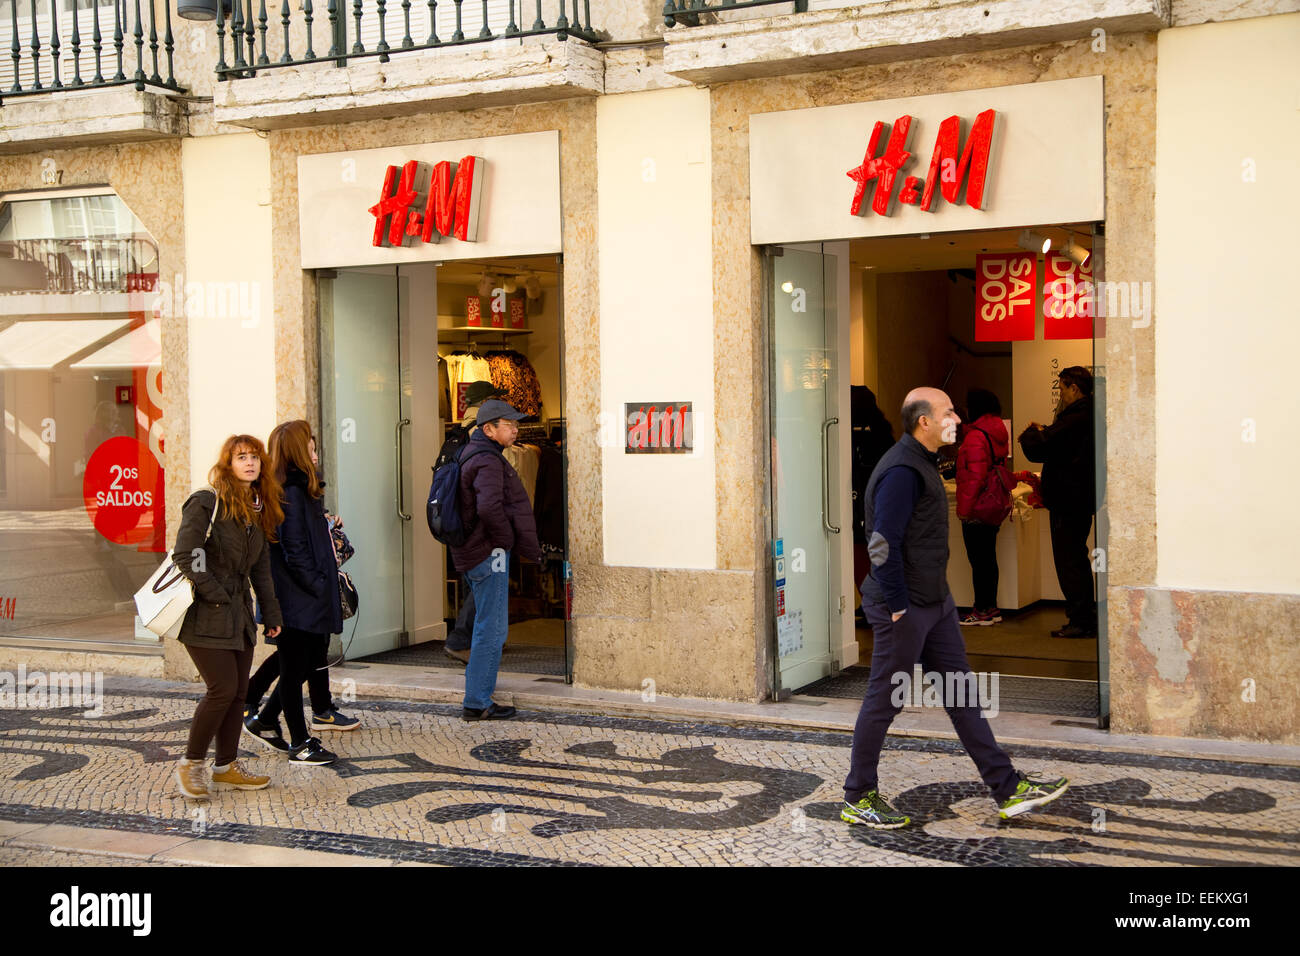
[184,642,255,765]
[247,641,332,718]
[961,521,1000,611]
[269,627,327,748]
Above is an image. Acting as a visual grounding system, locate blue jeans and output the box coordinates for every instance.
[463,550,510,710]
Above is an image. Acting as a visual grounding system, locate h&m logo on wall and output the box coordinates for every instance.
[847,110,996,217]
[369,156,485,248]
[625,402,693,454]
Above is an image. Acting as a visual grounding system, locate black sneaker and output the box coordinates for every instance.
[462,703,517,721]
[242,713,290,753]
[288,737,337,765]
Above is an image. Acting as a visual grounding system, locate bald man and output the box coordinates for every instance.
[842,387,1070,828]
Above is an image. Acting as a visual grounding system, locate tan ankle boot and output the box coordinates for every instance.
[175,759,209,800]
[211,759,271,790]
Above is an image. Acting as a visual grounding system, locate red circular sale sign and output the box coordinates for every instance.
[83,437,163,547]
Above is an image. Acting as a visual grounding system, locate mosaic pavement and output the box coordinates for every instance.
[1,679,1298,866]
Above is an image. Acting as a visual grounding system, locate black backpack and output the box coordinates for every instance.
[426,426,491,545]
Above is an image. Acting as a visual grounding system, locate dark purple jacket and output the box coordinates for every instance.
[450,431,542,571]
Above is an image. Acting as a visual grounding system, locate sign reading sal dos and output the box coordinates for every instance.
[625,402,693,454]
[369,157,484,248]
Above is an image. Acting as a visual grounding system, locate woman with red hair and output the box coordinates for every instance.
[172,435,284,800]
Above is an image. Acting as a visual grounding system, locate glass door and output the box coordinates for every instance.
[319,268,413,658]
[768,243,851,694]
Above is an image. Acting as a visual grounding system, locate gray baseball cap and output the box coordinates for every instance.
[475,398,526,426]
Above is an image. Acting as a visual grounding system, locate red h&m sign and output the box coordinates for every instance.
[975,253,1036,341]
[369,156,485,248]
[1043,254,1094,340]
[848,109,996,217]
[625,402,693,454]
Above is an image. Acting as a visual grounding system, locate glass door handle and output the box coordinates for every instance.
[822,417,840,534]
[395,418,412,521]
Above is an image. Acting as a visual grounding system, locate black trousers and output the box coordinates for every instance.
[960,521,1000,611]
[444,576,477,652]
[247,641,333,720]
[845,596,1019,804]
[1049,509,1097,629]
[259,627,327,747]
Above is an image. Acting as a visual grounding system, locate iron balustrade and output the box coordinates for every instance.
[663,0,807,28]
[0,0,184,104]
[215,0,599,79]
[0,237,160,295]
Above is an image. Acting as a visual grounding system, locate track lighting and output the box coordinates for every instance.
[1061,238,1092,268]
[1017,230,1052,255]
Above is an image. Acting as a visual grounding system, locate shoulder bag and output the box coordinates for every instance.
[133,488,220,639]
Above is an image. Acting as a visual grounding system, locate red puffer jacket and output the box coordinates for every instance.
[955,414,1010,520]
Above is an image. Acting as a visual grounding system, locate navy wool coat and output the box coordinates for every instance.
[268,466,343,637]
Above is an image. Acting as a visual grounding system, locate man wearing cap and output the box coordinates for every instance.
[444,381,507,665]
[449,398,543,720]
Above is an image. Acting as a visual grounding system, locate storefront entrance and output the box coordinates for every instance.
[317,255,570,676]
[766,226,1108,725]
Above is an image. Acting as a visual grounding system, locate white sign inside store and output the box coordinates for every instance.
[749,76,1105,245]
[296,130,562,269]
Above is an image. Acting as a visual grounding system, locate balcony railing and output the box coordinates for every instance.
[663,0,806,28]
[0,0,185,104]
[215,0,599,80]
[0,237,159,294]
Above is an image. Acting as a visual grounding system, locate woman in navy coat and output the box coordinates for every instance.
[262,420,345,765]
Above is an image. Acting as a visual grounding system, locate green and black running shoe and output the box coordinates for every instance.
[998,772,1070,819]
[841,790,910,829]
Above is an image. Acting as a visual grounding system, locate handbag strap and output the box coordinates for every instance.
[203,485,220,540]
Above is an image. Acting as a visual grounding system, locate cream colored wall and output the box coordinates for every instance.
[1154,13,1300,594]
[182,133,278,485]
[597,87,717,569]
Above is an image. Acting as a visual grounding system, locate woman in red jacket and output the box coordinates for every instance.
[956,388,1009,626]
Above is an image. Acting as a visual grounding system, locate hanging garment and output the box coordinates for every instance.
[485,349,543,418]
[444,351,493,419]
[532,443,565,552]
[502,443,540,507]
[438,355,452,422]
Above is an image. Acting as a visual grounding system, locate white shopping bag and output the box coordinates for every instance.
[134,490,219,639]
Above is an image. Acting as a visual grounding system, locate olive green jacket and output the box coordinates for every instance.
[172,489,283,650]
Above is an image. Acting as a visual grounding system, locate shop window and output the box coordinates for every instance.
[0,189,164,643]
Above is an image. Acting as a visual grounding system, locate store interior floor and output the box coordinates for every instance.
[796,602,1101,718]
[358,617,566,677]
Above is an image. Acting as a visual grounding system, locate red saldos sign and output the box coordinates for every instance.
[1043,254,1095,340]
[848,109,997,217]
[368,155,485,248]
[975,253,1036,341]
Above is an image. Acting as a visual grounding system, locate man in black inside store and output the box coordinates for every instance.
[443,380,507,665]
[842,386,1070,828]
[1018,366,1097,639]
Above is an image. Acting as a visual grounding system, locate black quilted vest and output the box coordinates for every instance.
[859,433,951,608]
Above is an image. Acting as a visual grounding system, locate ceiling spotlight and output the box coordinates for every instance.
[781,281,794,293]
[1061,238,1092,268]
[502,276,519,294]
[1017,230,1052,255]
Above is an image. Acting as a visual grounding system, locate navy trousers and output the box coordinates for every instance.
[844,594,1019,804]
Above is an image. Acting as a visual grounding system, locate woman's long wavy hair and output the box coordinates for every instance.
[208,435,284,539]
[268,419,323,498]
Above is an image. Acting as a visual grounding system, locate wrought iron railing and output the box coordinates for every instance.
[0,0,185,104]
[215,0,599,80]
[0,237,159,294]
[663,0,807,28]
